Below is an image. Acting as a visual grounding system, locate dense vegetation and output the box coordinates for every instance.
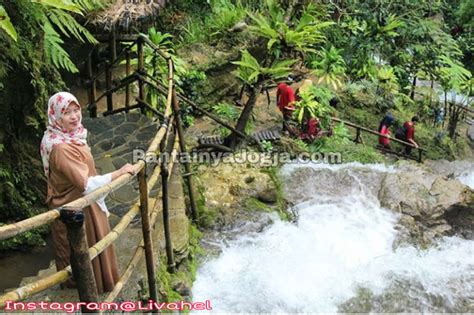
[0,0,472,249]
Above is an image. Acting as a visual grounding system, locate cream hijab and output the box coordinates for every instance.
[40,92,88,177]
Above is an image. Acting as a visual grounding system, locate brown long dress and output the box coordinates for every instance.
[46,143,120,293]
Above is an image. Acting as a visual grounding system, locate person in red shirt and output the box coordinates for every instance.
[276,82,296,131]
[378,113,394,149]
[396,116,419,154]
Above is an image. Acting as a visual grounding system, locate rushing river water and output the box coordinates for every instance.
[192,162,474,312]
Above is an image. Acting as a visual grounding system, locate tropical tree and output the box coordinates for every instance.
[225,0,331,148]
[225,49,295,147]
[438,54,472,138]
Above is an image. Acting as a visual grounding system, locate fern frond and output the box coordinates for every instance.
[47,9,97,44]
[31,0,83,15]
[43,20,79,73]
[73,0,105,12]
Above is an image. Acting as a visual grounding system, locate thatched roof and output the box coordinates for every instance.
[89,0,166,32]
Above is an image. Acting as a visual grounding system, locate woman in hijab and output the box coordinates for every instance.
[40,92,135,293]
[378,112,394,149]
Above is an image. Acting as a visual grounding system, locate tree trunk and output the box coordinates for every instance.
[443,90,447,128]
[410,75,417,100]
[429,78,434,108]
[448,107,461,139]
[225,83,262,149]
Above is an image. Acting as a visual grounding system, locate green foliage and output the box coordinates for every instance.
[232,49,295,86]
[261,140,273,152]
[260,167,292,221]
[0,5,17,41]
[212,102,238,121]
[32,0,82,14]
[438,55,472,93]
[178,0,249,45]
[244,197,272,212]
[293,85,333,128]
[310,46,346,91]
[249,1,333,58]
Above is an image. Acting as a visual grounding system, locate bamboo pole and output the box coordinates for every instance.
[138,166,158,302]
[103,138,179,304]
[172,88,198,222]
[160,129,175,273]
[60,208,99,311]
[137,37,145,114]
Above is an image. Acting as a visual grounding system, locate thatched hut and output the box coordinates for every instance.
[88,0,167,33]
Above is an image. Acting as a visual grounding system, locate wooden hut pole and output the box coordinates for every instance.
[171,88,198,222]
[60,208,98,311]
[125,50,131,111]
[105,61,113,113]
[87,52,97,118]
[137,166,158,303]
[137,37,145,114]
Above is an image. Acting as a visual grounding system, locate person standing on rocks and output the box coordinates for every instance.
[276,82,296,132]
[395,116,419,155]
[40,92,135,293]
[378,113,394,149]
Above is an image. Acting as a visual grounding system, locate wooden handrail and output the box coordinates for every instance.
[332,117,426,151]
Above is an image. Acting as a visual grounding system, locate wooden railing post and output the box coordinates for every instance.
[160,132,176,273]
[137,37,145,115]
[354,127,361,143]
[171,88,198,223]
[60,208,98,312]
[137,166,158,303]
[87,53,97,118]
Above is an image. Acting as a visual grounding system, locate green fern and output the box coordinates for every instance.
[47,9,97,43]
[43,20,79,73]
[73,0,106,11]
[0,5,17,41]
[31,0,83,14]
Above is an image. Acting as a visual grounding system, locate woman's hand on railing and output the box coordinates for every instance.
[111,163,136,180]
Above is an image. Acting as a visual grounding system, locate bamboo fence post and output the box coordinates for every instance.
[171,88,198,222]
[60,208,98,312]
[137,37,145,115]
[160,131,176,273]
[137,166,158,303]
[125,50,131,111]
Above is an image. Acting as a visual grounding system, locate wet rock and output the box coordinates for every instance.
[256,188,277,204]
[228,21,248,32]
[173,282,192,297]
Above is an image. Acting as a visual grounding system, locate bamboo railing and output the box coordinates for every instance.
[0,33,198,310]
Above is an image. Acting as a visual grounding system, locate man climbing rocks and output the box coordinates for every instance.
[276,82,296,131]
[396,116,419,154]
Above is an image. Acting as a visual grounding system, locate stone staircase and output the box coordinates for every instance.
[16,113,189,304]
